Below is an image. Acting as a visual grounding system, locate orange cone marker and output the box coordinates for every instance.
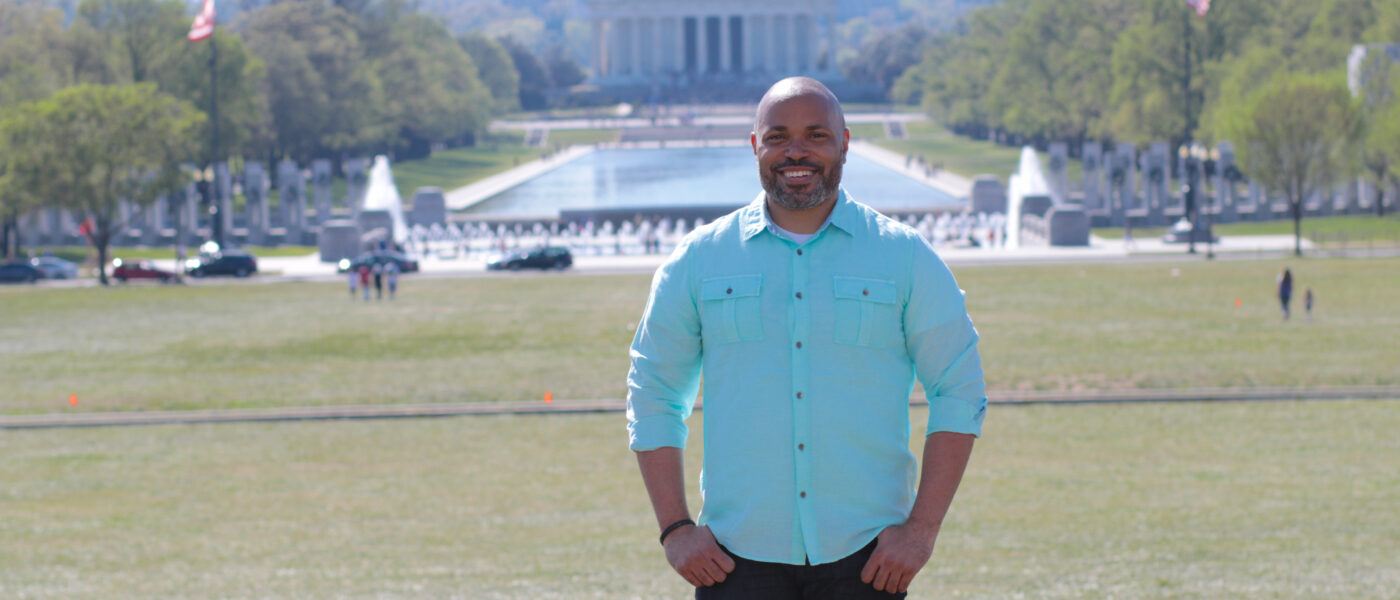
[544,391,553,404]
[1234,298,1242,308]
[69,393,78,407]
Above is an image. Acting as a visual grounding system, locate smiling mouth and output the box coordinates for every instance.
[779,168,819,184]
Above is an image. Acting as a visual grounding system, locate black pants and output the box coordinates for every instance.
[696,540,906,600]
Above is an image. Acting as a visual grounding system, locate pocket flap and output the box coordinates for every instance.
[701,274,763,300]
[833,276,897,304]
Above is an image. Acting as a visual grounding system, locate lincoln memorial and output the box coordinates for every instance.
[584,0,841,91]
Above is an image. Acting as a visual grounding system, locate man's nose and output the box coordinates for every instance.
[785,138,810,159]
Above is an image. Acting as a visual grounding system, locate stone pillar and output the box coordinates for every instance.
[1047,142,1068,202]
[180,181,200,246]
[719,14,731,73]
[141,195,164,246]
[1144,142,1169,226]
[773,14,787,73]
[1215,142,1237,222]
[628,17,641,77]
[827,12,839,74]
[695,15,708,75]
[743,14,756,78]
[1112,142,1137,227]
[244,162,269,246]
[1082,141,1102,213]
[592,19,607,78]
[343,157,368,221]
[277,159,304,244]
[312,159,333,226]
[795,13,811,72]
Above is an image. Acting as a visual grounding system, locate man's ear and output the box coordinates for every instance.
[751,132,759,155]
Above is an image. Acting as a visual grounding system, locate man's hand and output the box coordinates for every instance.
[663,524,736,587]
[859,521,938,594]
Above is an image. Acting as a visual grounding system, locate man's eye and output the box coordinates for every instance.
[811,132,827,139]
[766,134,785,142]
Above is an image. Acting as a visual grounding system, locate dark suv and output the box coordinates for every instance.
[186,250,258,278]
[487,246,573,271]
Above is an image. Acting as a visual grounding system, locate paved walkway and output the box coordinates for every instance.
[4,387,1395,429]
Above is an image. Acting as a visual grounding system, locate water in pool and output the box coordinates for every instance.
[462,146,960,218]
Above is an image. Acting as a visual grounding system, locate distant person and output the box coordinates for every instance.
[372,262,384,300]
[1277,267,1293,320]
[385,260,400,300]
[347,266,358,299]
[627,77,985,599]
[358,264,371,301]
[1304,287,1314,321]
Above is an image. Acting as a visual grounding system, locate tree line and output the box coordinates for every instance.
[0,0,583,269]
[854,0,1400,252]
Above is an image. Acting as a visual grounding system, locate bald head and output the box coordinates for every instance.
[754,77,845,133]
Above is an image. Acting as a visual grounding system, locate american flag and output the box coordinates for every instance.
[188,0,215,42]
[1184,0,1210,18]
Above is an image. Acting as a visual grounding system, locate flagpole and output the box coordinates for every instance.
[209,28,222,248]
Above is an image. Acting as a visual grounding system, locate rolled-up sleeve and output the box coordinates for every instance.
[904,238,987,437]
[626,245,703,451]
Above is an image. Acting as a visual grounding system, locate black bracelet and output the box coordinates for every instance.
[658,518,695,545]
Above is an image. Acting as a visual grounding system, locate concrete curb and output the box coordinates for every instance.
[3,387,1395,430]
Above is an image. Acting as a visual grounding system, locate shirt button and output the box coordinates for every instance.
[796,249,803,256]
[862,289,869,296]
[796,392,804,399]
[795,341,802,349]
[726,288,733,294]
[800,491,807,498]
[795,292,802,299]
[797,443,805,451]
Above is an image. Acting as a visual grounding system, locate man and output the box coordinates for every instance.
[626,77,987,598]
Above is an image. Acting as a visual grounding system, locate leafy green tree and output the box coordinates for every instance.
[1220,73,1360,256]
[497,35,552,111]
[370,12,491,157]
[0,83,203,283]
[543,42,585,90]
[461,31,520,115]
[73,0,264,162]
[242,1,385,162]
[841,22,934,95]
[986,0,1121,146]
[910,4,1023,139]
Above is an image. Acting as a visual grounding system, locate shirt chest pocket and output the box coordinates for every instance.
[833,276,900,347]
[700,274,765,344]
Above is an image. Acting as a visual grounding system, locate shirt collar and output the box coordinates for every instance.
[740,188,859,241]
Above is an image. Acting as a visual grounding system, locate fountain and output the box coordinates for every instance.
[361,155,409,246]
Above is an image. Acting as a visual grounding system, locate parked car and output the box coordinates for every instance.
[486,246,573,271]
[112,258,176,283]
[30,256,80,279]
[185,249,258,278]
[336,250,420,274]
[0,261,41,284]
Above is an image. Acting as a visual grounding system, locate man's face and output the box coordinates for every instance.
[752,94,849,212]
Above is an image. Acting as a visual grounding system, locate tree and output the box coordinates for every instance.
[1221,73,1360,256]
[370,12,491,158]
[242,1,386,162]
[496,35,552,111]
[461,31,520,115]
[0,83,203,284]
[543,42,585,90]
[842,22,934,96]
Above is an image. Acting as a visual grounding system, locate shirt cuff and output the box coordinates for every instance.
[628,414,690,451]
[925,395,986,437]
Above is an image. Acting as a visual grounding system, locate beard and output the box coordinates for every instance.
[761,158,843,211]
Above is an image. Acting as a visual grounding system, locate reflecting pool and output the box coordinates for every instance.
[462,146,961,218]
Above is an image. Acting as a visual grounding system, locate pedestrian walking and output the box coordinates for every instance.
[385,260,399,300]
[1277,267,1293,320]
[358,264,371,301]
[373,262,384,300]
[1304,287,1314,321]
[627,77,985,599]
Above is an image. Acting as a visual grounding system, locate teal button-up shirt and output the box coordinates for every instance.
[627,189,986,565]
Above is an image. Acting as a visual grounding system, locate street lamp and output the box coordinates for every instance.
[1177,142,1213,256]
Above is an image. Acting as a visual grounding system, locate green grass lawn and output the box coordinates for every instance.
[1093,214,1400,246]
[2,257,1396,415]
[545,128,621,147]
[391,140,537,200]
[875,121,1025,181]
[1,399,1395,598]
